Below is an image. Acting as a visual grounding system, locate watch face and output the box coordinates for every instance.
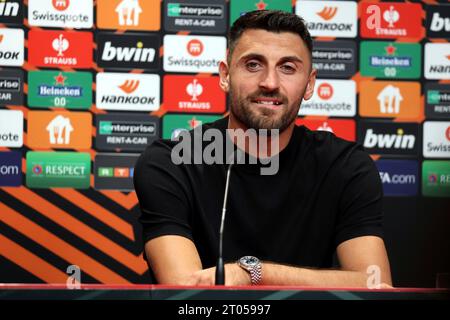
[241,256,259,267]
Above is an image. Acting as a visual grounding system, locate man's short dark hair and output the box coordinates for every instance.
[228,10,313,62]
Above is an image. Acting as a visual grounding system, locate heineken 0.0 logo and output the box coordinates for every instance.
[28,71,92,109]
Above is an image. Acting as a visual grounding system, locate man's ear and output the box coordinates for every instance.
[219,61,230,93]
[303,69,317,101]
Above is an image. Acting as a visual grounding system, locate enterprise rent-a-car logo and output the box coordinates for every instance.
[163,35,226,73]
[96,114,160,152]
[165,0,227,33]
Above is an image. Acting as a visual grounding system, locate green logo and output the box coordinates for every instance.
[162,114,222,139]
[99,121,113,134]
[168,3,181,17]
[230,0,291,25]
[28,71,92,109]
[26,152,91,189]
[98,167,114,177]
[360,41,421,79]
[422,161,450,197]
[427,90,444,105]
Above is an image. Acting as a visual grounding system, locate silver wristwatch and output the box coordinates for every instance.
[237,256,262,285]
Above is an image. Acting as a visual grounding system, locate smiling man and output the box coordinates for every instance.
[134,10,392,287]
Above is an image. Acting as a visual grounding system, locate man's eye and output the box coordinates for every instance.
[280,64,296,73]
[246,62,261,71]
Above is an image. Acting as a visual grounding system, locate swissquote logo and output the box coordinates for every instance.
[163,35,226,73]
[424,43,450,80]
[423,121,450,158]
[96,72,160,111]
[97,33,160,70]
[0,0,22,24]
[28,0,93,29]
[295,1,357,38]
[299,79,356,117]
[358,121,419,156]
[28,29,92,68]
[426,5,450,38]
[0,110,23,147]
[360,2,422,39]
[163,75,226,113]
[0,28,24,66]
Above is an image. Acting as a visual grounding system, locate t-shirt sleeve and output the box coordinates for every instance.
[334,146,384,248]
[134,141,194,244]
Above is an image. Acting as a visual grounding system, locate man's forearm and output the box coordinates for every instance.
[260,262,388,288]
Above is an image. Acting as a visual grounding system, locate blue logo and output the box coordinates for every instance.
[0,151,21,187]
[375,160,418,196]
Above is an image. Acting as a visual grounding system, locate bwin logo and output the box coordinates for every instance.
[430,12,450,32]
[0,1,19,17]
[364,128,415,149]
[102,41,155,63]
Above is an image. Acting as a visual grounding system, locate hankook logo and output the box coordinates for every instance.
[296,1,357,38]
[96,72,160,111]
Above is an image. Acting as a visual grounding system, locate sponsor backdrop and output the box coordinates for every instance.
[0,0,449,287]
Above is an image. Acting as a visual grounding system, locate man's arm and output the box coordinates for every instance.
[144,235,203,285]
[185,235,392,287]
[259,235,392,287]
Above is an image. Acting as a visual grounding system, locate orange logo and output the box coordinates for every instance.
[27,111,92,149]
[359,81,421,120]
[97,0,160,31]
[317,7,337,21]
[118,80,140,94]
[52,0,70,11]
[187,39,203,57]
[317,83,333,100]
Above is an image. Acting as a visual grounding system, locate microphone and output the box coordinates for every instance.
[215,157,235,285]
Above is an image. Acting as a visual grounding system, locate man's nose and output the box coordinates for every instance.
[259,68,280,91]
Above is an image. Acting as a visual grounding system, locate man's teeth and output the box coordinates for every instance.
[256,100,281,105]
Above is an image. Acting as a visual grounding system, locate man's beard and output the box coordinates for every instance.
[229,87,302,133]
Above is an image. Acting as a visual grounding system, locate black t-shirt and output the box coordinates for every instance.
[134,117,384,283]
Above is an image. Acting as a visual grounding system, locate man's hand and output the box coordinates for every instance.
[184,263,251,286]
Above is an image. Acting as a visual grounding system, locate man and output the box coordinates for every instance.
[134,10,392,287]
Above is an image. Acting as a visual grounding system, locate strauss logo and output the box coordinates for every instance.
[52,34,69,56]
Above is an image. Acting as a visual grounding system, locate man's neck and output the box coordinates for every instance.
[227,113,295,158]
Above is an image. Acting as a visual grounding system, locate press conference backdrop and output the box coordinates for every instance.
[0,0,448,287]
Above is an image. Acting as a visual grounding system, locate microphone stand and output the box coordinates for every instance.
[215,161,234,285]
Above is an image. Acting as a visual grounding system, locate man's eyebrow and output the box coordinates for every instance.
[238,53,304,65]
[239,53,266,62]
[279,56,304,64]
